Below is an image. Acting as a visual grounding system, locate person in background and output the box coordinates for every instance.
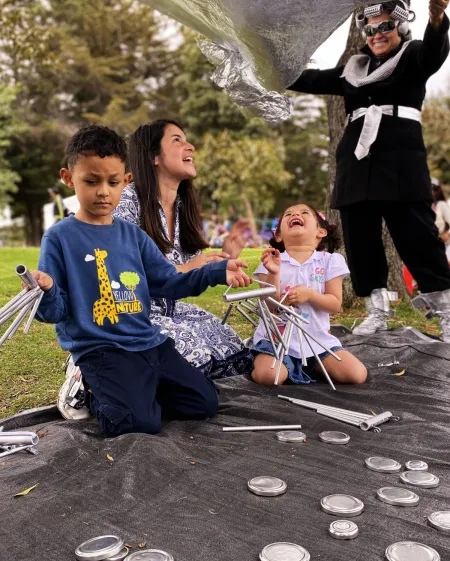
[432,179,450,236]
[47,187,68,224]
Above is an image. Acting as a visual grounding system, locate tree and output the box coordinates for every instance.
[326,17,408,306]
[196,131,292,235]
[423,98,450,186]
[120,271,141,300]
[0,84,20,207]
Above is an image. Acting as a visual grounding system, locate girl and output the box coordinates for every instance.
[251,204,367,386]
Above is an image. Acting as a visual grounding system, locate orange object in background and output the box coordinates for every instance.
[403,266,414,296]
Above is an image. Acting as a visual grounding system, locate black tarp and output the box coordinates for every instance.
[1,328,450,561]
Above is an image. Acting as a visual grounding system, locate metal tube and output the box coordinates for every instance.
[298,326,307,366]
[236,305,259,327]
[287,315,341,361]
[0,289,28,318]
[0,433,39,447]
[274,321,294,386]
[221,303,234,325]
[15,264,38,289]
[261,300,288,352]
[23,290,44,334]
[317,411,361,427]
[0,300,36,348]
[224,286,277,303]
[223,424,302,432]
[267,298,309,324]
[0,287,41,325]
[0,445,35,459]
[360,411,393,431]
[258,300,280,359]
[239,302,260,316]
[277,395,372,419]
[303,331,337,391]
[8,301,35,339]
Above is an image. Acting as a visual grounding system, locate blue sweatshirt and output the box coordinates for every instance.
[37,216,227,362]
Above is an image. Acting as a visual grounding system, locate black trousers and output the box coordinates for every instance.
[340,201,450,297]
[77,338,218,438]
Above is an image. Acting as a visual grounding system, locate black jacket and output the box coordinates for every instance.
[289,16,450,209]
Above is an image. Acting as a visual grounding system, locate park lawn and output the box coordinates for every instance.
[0,247,440,418]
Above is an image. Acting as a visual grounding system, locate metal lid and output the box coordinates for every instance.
[106,547,129,561]
[248,476,287,497]
[328,520,359,540]
[320,494,364,517]
[259,542,310,561]
[400,471,440,488]
[276,431,307,443]
[428,511,450,533]
[319,431,350,445]
[377,487,419,507]
[385,541,440,561]
[75,536,125,561]
[365,456,402,473]
[127,551,174,561]
[405,460,428,471]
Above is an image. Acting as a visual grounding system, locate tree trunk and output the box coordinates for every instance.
[326,16,409,306]
[242,193,259,244]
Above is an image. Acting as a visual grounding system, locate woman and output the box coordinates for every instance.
[113,120,253,378]
[288,0,450,341]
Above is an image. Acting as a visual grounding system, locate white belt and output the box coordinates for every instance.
[348,105,422,160]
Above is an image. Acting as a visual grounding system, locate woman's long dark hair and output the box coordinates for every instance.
[128,119,209,255]
[269,204,342,254]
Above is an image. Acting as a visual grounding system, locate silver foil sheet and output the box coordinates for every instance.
[142,0,373,122]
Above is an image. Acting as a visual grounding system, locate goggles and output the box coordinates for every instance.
[364,20,398,37]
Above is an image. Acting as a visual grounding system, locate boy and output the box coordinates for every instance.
[32,125,251,437]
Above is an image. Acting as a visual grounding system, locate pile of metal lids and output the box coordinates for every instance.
[75,537,174,561]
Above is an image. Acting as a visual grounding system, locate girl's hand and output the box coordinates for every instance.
[226,259,251,288]
[22,270,54,291]
[261,248,281,275]
[286,285,312,306]
[190,251,231,268]
[429,0,448,27]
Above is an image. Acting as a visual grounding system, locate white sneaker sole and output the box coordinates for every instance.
[57,376,91,421]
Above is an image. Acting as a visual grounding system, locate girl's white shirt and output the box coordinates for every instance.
[253,250,349,359]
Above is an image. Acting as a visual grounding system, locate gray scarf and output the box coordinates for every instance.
[341,40,412,88]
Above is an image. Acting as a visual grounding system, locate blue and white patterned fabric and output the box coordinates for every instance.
[113,183,253,379]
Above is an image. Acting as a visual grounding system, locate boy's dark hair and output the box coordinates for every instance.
[66,125,127,169]
[270,204,342,254]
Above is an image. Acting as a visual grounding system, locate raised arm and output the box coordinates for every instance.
[288,66,346,96]
[417,2,449,79]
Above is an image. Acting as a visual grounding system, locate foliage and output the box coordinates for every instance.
[195,131,292,219]
[423,98,450,186]
[120,271,141,291]
[0,84,20,207]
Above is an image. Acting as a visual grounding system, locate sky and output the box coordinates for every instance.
[312,2,450,97]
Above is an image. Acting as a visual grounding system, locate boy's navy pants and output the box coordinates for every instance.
[77,338,218,437]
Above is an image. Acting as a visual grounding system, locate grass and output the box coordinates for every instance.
[0,247,440,418]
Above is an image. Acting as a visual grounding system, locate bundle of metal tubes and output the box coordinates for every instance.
[278,395,399,433]
[222,282,341,390]
[0,265,43,349]
[0,427,39,458]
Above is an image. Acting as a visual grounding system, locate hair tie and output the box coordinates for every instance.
[318,211,327,221]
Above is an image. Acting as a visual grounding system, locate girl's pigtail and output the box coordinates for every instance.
[269,235,285,253]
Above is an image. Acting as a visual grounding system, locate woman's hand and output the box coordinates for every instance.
[429,0,449,27]
[286,285,312,306]
[226,259,251,288]
[261,248,281,276]
[22,270,54,291]
[222,219,251,259]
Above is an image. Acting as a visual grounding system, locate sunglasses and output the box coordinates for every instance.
[364,20,398,37]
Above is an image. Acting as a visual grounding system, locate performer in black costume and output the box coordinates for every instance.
[289,0,450,341]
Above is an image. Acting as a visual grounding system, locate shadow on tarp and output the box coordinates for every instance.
[1,328,450,561]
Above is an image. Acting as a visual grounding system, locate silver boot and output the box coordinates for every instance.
[412,289,450,343]
[353,288,393,336]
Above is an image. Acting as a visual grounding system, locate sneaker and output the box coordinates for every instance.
[413,289,450,343]
[353,288,392,336]
[57,356,91,421]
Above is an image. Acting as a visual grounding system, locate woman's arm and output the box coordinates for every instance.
[175,251,230,272]
[417,2,449,79]
[288,66,346,96]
